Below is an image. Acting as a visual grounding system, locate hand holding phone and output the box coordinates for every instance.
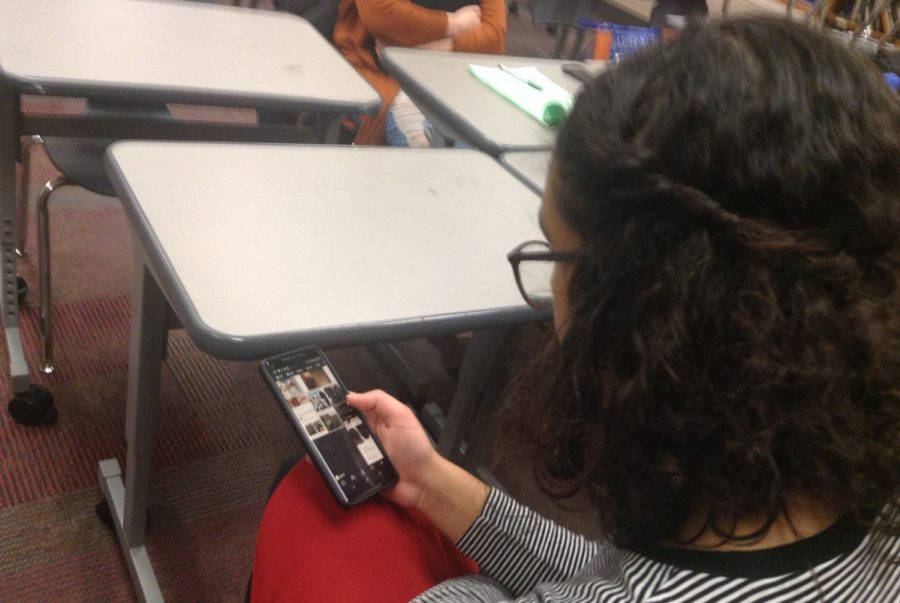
[346,390,443,510]
[261,347,398,506]
[350,389,492,543]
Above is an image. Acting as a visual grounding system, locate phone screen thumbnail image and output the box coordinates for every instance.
[269,350,393,500]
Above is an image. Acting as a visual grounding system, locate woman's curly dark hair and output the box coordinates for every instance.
[497,17,900,548]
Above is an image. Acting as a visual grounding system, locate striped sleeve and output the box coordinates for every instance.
[454,487,602,596]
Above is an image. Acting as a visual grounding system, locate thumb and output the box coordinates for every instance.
[346,389,394,415]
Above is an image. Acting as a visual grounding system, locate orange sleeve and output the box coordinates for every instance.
[356,0,449,47]
[452,0,507,54]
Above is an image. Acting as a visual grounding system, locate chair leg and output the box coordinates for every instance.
[17,135,44,257]
[37,175,70,375]
[572,28,587,60]
[552,27,572,59]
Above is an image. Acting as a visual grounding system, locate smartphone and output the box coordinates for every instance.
[260,347,398,506]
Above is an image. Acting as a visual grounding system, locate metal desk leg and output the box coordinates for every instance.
[372,343,430,399]
[437,327,514,462]
[98,252,166,603]
[1,89,57,425]
[0,90,28,393]
[315,114,343,144]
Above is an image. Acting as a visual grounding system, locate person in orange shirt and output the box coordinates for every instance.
[332,0,506,145]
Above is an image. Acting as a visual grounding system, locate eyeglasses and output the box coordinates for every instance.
[507,240,577,309]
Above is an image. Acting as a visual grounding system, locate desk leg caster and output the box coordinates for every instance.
[16,274,27,303]
[8,383,57,425]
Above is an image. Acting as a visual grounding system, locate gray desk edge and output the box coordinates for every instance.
[105,144,548,360]
[0,66,381,115]
[498,153,545,196]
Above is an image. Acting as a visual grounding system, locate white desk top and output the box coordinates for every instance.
[500,150,552,195]
[106,143,545,358]
[383,48,583,157]
[0,0,379,113]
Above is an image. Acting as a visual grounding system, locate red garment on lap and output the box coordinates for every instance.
[251,458,478,602]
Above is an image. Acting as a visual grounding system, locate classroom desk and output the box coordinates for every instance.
[0,0,380,413]
[102,143,547,601]
[382,48,584,157]
[500,150,553,195]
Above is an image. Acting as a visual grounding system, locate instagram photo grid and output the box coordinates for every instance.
[276,366,384,465]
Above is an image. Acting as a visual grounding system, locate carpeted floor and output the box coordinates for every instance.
[0,5,602,601]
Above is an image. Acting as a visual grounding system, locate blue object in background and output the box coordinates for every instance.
[577,18,663,63]
[610,27,662,62]
[885,72,900,93]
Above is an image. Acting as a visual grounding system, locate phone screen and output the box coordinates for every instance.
[263,348,397,505]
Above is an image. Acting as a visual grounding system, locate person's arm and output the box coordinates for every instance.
[347,390,600,596]
[455,488,601,595]
[452,0,506,54]
[356,0,481,48]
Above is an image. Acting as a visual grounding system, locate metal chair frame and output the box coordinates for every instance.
[17,135,114,374]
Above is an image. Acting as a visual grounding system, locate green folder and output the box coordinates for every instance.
[469,64,574,127]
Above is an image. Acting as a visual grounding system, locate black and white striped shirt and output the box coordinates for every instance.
[414,488,900,602]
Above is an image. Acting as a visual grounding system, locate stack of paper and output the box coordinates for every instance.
[469,64,574,127]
